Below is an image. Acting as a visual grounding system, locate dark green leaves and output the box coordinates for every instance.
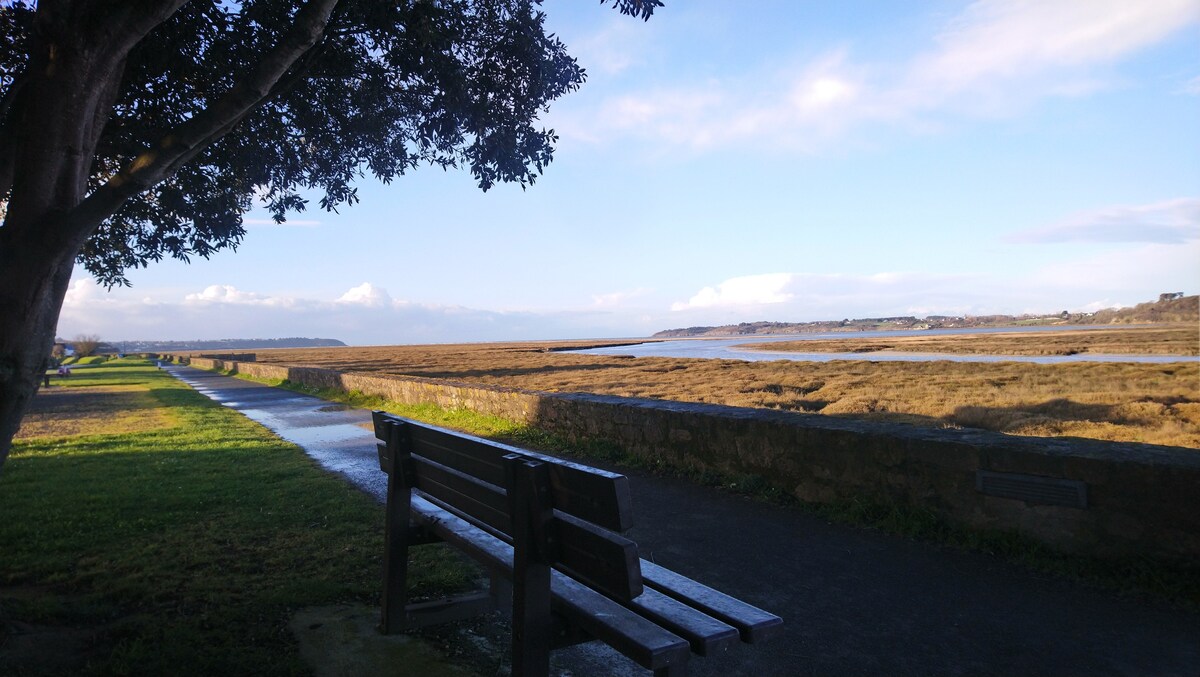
[0,0,658,286]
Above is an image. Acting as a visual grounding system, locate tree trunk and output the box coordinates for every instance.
[0,1,339,471]
[0,235,77,467]
[0,5,164,469]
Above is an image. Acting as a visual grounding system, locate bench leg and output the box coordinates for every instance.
[509,457,555,677]
[380,450,411,634]
[512,555,552,677]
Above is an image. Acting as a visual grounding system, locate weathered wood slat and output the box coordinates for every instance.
[410,454,512,534]
[409,424,510,485]
[401,417,632,532]
[553,511,642,601]
[409,453,642,605]
[373,411,782,675]
[537,457,634,532]
[625,587,739,656]
[410,490,731,660]
[640,559,784,643]
[409,495,691,672]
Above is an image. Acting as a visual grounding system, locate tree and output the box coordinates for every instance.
[0,0,663,470]
[72,334,102,358]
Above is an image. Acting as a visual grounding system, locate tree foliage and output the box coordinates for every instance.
[0,0,661,287]
[0,0,662,470]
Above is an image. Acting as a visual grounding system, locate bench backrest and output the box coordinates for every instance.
[373,412,643,601]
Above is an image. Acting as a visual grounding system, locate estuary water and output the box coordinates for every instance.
[570,325,1199,364]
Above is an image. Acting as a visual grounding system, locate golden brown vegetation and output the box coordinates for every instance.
[241,337,1200,449]
[750,325,1199,356]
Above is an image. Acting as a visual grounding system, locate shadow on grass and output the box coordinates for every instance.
[1,439,472,676]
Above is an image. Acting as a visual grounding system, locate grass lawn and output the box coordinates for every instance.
[1,358,473,676]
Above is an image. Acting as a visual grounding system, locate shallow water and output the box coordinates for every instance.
[571,326,1198,364]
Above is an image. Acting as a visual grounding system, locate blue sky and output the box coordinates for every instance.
[59,0,1200,345]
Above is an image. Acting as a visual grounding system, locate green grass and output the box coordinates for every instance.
[234,369,1200,609]
[1,358,474,676]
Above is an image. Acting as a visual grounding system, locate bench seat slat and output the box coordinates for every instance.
[409,495,690,671]
[625,586,739,656]
[640,559,784,643]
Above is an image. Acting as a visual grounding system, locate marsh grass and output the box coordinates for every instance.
[1,359,474,676]
[232,371,1200,608]
[250,341,1200,447]
[752,325,1199,356]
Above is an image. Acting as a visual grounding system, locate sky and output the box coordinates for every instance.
[58,0,1200,346]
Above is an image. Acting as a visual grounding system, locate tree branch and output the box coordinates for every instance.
[59,0,341,237]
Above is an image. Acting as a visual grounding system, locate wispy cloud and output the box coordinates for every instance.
[561,0,1200,151]
[565,17,648,77]
[907,0,1198,90]
[1009,197,1200,244]
[592,288,651,307]
[1024,239,1200,292]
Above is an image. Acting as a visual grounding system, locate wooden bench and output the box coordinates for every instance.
[372,411,782,677]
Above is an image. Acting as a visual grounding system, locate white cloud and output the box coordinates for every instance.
[63,278,108,307]
[185,284,276,305]
[671,273,795,310]
[56,279,643,344]
[56,245,1200,345]
[337,282,393,307]
[562,1,1200,151]
[1010,197,1200,243]
[796,77,855,109]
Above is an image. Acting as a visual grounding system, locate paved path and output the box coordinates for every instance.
[169,365,1200,677]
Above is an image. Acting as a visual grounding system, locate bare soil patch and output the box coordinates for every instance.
[15,386,177,440]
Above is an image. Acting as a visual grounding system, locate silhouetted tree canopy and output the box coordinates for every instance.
[1,0,660,286]
[0,0,662,469]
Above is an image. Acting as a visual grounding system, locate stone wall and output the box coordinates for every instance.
[197,352,257,362]
[168,355,1200,562]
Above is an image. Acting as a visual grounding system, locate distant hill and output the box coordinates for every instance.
[98,337,347,353]
[653,294,1199,338]
[1079,293,1198,325]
